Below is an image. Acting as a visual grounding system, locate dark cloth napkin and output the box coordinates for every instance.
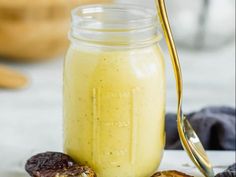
[165,106,236,150]
[216,163,236,177]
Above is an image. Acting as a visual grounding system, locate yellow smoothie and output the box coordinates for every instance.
[64,44,166,177]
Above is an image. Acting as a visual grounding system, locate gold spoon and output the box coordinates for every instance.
[155,0,215,176]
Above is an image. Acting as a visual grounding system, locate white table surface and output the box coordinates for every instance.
[0,43,235,176]
[0,150,234,177]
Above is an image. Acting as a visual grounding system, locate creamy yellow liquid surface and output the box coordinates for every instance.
[64,44,166,177]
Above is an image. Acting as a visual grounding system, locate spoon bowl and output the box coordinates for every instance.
[180,116,215,176]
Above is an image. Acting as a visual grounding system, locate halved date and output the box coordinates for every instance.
[25,152,96,177]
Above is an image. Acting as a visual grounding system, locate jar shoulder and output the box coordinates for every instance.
[64,45,165,85]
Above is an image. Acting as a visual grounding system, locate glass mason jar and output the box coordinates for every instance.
[64,4,166,177]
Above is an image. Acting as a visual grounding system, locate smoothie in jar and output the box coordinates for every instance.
[64,4,166,177]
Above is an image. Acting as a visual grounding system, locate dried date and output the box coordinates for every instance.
[55,165,97,177]
[25,152,96,177]
[151,170,194,177]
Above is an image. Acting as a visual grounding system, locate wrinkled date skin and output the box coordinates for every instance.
[25,152,96,177]
[151,170,194,177]
[56,165,97,177]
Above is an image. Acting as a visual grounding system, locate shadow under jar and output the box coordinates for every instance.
[63,4,166,177]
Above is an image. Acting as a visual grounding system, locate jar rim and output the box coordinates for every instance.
[70,4,161,48]
[71,4,158,31]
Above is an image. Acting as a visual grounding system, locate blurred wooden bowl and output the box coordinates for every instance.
[0,0,112,62]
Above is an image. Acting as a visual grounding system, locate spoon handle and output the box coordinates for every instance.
[155,0,183,107]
